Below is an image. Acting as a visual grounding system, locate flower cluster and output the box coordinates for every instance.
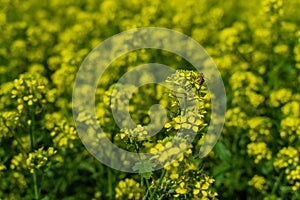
[11,74,51,112]
[50,123,78,150]
[147,141,218,199]
[248,175,268,191]
[247,142,272,164]
[10,147,57,174]
[25,147,57,174]
[114,178,145,199]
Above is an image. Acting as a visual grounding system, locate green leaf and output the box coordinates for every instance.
[133,160,154,179]
[214,141,231,162]
[213,161,231,177]
[78,162,96,173]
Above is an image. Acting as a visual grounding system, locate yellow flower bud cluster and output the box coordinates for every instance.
[26,147,57,174]
[248,175,268,191]
[10,147,57,174]
[247,117,272,142]
[247,142,272,164]
[10,74,54,114]
[115,178,144,200]
[51,123,78,150]
[274,147,300,191]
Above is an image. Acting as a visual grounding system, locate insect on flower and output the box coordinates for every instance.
[197,73,205,86]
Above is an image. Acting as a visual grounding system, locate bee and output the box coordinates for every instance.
[197,73,205,86]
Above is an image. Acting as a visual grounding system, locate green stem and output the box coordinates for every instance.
[145,178,152,197]
[29,106,39,200]
[29,116,35,150]
[149,169,166,200]
[108,168,113,200]
[271,170,284,194]
[33,172,39,200]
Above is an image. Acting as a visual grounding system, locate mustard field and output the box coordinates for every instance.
[0,0,300,199]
